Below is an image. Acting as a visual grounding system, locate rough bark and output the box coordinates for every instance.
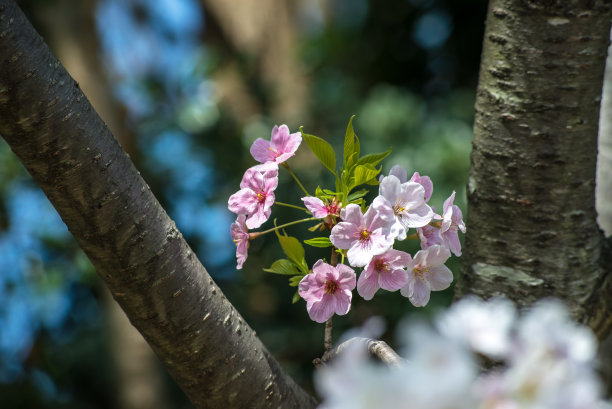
[0,1,317,408]
[598,26,612,236]
[455,0,612,339]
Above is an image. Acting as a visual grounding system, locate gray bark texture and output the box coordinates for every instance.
[0,1,317,408]
[455,0,612,339]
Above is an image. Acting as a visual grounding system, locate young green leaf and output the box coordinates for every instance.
[355,148,392,168]
[300,128,336,175]
[304,237,333,248]
[344,115,356,168]
[350,164,381,189]
[347,188,369,203]
[292,290,301,304]
[263,259,300,275]
[289,275,303,287]
[275,230,309,274]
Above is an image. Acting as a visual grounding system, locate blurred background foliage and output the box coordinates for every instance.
[0,0,486,407]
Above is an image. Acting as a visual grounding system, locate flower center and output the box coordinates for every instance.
[374,259,388,272]
[268,146,281,158]
[324,280,338,295]
[256,191,266,204]
[414,265,428,278]
[393,200,409,215]
[359,228,371,242]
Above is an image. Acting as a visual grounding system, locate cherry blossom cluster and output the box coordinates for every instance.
[316,297,612,409]
[228,120,465,324]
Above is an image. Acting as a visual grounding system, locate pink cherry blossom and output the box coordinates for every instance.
[230,214,249,269]
[250,124,302,164]
[417,224,443,250]
[387,164,408,183]
[302,196,340,219]
[400,245,453,307]
[440,191,466,256]
[298,260,356,323]
[330,203,395,267]
[228,164,278,229]
[357,249,411,300]
[374,175,434,241]
[409,172,434,203]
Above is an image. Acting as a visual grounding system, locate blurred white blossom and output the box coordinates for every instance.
[314,297,611,409]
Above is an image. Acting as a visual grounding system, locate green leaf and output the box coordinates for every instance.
[356,148,392,168]
[292,290,301,304]
[263,259,300,275]
[301,128,336,175]
[350,164,381,189]
[304,237,333,248]
[347,188,369,203]
[289,275,303,287]
[275,230,309,274]
[344,115,357,168]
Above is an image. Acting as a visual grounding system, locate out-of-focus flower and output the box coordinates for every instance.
[230,214,249,269]
[440,191,466,256]
[357,249,410,300]
[315,297,610,409]
[250,124,302,164]
[436,296,516,358]
[298,260,356,323]
[375,175,433,241]
[330,203,395,267]
[400,245,452,307]
[228,164,278,229]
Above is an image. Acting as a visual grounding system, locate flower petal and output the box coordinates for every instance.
[330,222,359,250]
[388,165,408,183]
[333,291,352,316]
[302,196,328,218]
[357,269,380,300]
[427,265,453,291]
[250,138,274,163]
[307,295,337,323]
[409,277,431,307]
[379,268,408,292]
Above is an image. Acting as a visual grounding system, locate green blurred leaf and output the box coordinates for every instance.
[301,128,336,175]
[292,290,301,304]
[289,275,303,287]
[263,259,300,275]
[304,237,332,248]
[344,115,357,168]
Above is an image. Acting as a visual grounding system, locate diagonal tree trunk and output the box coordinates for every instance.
[0,1,317,408]
[455,0,612,339]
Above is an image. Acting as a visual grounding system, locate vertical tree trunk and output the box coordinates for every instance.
[455,0,612,338]
[0,2,317,408]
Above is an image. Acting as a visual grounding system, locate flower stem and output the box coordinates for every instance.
[251,217,318,238]
[275,201,309,212]
[324,246,338,353]
[282,162,310,197]
[324,318,333,353]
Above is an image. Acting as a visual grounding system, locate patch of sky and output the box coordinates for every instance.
[413,9,452,49]
[96,0,205,117]
[0,184,91,381]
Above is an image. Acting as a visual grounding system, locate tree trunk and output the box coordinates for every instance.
[455,0,612,339]
[0,1,317,408]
